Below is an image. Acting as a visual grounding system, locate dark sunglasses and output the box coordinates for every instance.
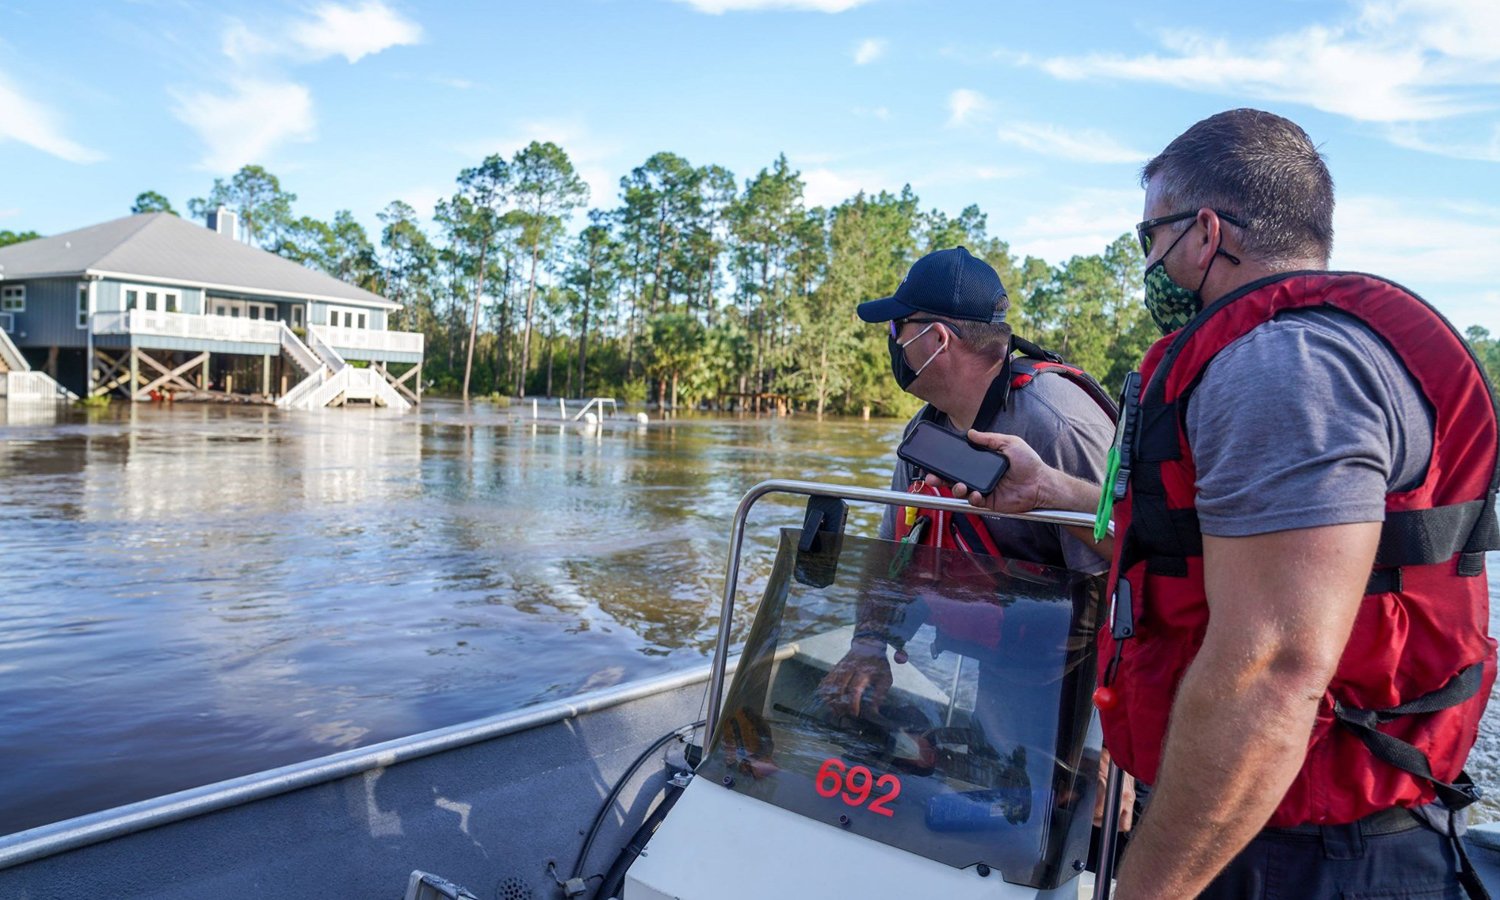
[1135,209,1245,257]
[889,317,941,340]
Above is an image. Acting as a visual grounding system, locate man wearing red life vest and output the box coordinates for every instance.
[946,109,1499,898]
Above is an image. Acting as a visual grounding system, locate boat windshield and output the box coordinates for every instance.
[702,527,1104,889]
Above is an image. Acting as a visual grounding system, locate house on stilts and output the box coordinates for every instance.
[0,210,423,409]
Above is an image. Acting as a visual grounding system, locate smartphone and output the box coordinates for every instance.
[896,421,1010,495]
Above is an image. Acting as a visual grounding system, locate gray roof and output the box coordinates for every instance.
[0,213,396,309]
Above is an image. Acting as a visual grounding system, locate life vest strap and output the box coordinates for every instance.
[1378,499,1500,570]
[1331,662,1486,811]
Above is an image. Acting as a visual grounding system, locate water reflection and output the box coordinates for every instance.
[0,400,897,832]
[1,399,1495,835]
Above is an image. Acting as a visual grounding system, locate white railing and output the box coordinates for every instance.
[297,366,411,411]
[1,371,76,401]
[277,323,322,376]
[310,324,424,356]
[276,367,329,409]
[306,327,347,372]
[94,310,281,345]
[0,326,26,372]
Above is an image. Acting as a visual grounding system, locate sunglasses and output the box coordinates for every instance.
[889,318,941,340]
[1135,209,1245,257]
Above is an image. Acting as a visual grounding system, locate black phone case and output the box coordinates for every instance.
[896,421,1010,495]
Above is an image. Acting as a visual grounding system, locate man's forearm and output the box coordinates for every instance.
[1042,467,1114,559]
[1111,649,1323,898]
[1111,525,1377,899]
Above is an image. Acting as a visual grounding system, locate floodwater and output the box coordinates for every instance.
[0,399,1497,836]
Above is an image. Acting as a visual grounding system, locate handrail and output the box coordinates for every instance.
[306,327,347,372]
[0,326,28,372]
[95,310,281,344]
[309,324,424,356]
[276,366,328,409]
[277,323,321,376]
[703,479,1109,740]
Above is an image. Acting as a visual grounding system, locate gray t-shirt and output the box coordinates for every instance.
[881,368,1116,574]
[1187,307,1434,537]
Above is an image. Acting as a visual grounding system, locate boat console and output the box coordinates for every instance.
[625,481,1109,899]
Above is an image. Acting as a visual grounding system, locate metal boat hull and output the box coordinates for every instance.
[0,668,710,900]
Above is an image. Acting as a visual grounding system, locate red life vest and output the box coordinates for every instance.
[1099,271,1499,826]
[897,350,1118,651]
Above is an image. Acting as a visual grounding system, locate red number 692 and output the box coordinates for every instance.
[813,757,901,817]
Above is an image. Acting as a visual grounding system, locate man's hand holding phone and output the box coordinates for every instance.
[924,429,1052,513]
[896,422,1011,495]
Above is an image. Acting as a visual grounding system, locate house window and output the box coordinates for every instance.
[357,312,367,329]
[1,285,24,312]
[249,306,260,320]
[124,285,178,313]
[292,305,305,328]
[77,284,88,328]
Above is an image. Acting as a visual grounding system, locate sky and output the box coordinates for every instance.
[1,0,1497,332]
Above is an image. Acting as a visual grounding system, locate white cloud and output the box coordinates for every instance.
[673,0,871,12]
[173,79,316,172]
[1384,122,1500,162]
[947,89,990,126]
[853,38,887,65]
[801,166,900,207]
[1333,194,1500,292]
[290,1,422,63]
[1006,188,1141,262]
[996,122,1147,164]
[0,70,104,164]
[852,105,890,120]
[179,4,419,172]
[1031,1,1500,125]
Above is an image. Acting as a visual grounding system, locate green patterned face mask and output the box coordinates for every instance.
[1142,256,1201,335]
[1140,221,1240,335]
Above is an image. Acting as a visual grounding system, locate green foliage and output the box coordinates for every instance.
[74,394,111,408]
[131,191,177,215]
[620,378,649,405]
[177,156,1496,418]
[0,229,40,248]
[187,165,296,247]
[1466,327,1500,387]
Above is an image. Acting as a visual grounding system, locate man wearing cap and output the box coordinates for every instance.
[818,246,1117,712]
[859,246,1115,572]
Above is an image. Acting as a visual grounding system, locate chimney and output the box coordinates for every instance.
[206,206,239,241]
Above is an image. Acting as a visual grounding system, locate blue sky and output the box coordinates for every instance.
[2,0,1497,332]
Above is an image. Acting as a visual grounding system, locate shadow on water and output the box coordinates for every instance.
[1,399,1497,832]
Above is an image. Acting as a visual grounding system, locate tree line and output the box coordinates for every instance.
[127,148,1158,418]
[5,145,1498,415]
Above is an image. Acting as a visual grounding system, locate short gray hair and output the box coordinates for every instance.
[938,318,1012,357]
[1142,109,1335,265]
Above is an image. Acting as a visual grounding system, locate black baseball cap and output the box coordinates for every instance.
[857,246,1009,325]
